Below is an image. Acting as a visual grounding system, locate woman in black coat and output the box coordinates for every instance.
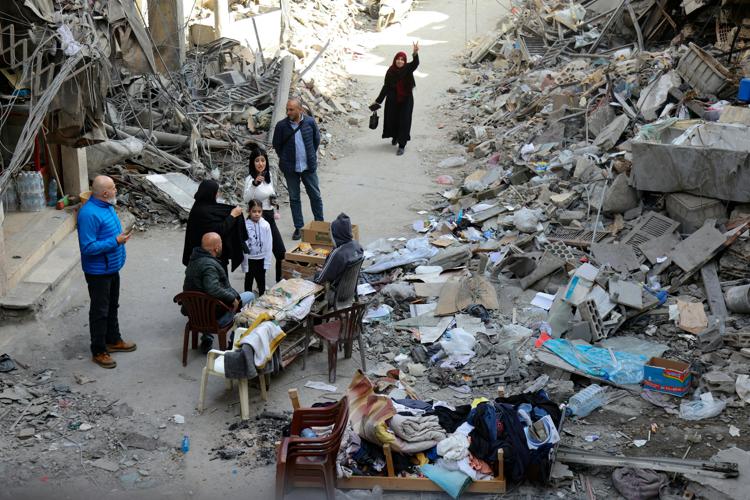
[370,41,420,156]
[182,180,245,275]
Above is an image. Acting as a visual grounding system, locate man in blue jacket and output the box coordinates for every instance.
[77,175,136,369]
[272,98,324,240]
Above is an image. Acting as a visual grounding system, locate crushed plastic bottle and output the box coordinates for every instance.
[300,428,316,438]
[181,435,190,453]
[567,384,607,418]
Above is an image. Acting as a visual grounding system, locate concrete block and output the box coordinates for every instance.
[603,173,639,214]
[666,193,726,234]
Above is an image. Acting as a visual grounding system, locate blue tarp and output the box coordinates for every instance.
[543,339,647,384]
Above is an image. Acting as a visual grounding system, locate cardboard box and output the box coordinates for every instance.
[301,220,360,248]
[281,260,318,280]
[642,357,691,397]
[284,243,331,265]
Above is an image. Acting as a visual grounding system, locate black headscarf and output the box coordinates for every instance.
[182,180,248,270]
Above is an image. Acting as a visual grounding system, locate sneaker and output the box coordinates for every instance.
[93,352,117,369]
[200,335,213,354]
[396,147,405,156]
[106,340,137,352]
[292,228,301,240]
[391,138,397,145]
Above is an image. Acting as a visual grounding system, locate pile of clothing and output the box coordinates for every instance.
[341,370,563,497]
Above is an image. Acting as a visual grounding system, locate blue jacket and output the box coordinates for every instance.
[272,115,320,175]
[77,197,126,275]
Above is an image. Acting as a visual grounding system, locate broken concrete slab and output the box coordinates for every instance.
[638,231,681,264]
[591,242,641,272]
[631,122,750,203]
[593,114,629,151]
[609,278,643,309]
[602,173,639,214]
[671,221,725,273]
[519,254,566,290]
[145,172,200,214]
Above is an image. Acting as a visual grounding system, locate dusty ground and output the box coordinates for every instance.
[0,1,511,499]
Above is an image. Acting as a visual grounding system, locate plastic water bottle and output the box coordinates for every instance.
[47,179,57,207]
[181,435,190,453]
[567,384,607,418]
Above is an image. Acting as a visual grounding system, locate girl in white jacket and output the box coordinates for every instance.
[243,148,286,284]
[242,200,273,295]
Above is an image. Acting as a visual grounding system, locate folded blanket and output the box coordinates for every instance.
[236,320,285,368]
[390,414,446,445]
[223,344,258,379]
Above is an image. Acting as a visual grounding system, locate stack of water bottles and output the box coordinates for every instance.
[16,171,46,212]
[1,179,19,212]
[566,384,607,418]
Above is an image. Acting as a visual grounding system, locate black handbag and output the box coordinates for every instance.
[368,111,379,130]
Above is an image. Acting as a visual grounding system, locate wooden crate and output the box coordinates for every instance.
[281,259,318,280]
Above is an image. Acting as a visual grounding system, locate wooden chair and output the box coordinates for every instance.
[174,291,234,366]
[197,349,268,420]
[275,393,349,500]
[302,302,367,383]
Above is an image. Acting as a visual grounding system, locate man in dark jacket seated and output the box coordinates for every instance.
[184,232,255,352]
[314,213,364,308]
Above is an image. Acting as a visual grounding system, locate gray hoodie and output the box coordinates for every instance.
[315,213,364,286]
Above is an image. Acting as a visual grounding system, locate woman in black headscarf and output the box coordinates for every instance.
[243,147,286,284]
[370,41,420,156]
[182,180,245,273]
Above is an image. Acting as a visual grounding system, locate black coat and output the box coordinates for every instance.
[375,53,419,145]
[182,181,248,271]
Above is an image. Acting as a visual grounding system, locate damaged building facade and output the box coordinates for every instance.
[0,0,295,309]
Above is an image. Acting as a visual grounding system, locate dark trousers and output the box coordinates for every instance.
[263,209,286,282]
[283,170,324,229]
[84,272,122,355]
[244,259,266,296]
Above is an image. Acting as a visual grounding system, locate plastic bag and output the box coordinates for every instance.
[679,393,726,421]
[363,238,438,274]
[381,282,415,301]
[513,208,543,233]
[436,175,454,185]
[736,374,750,403]
[440,328,476,355]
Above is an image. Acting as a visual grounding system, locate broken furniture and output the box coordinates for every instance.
[302,302,367,383]
[173,291,234,366]
[197,348,268,420]
[275,393,350,500]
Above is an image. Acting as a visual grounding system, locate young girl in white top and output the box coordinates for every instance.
[243,148,286,284]
[242,199,273,295]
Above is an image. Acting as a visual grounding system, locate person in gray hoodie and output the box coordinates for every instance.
[315,214,363,302]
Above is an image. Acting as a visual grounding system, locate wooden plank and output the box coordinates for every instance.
[383,444,395,477]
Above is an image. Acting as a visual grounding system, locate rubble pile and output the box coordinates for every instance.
[0,0,372,227]
[212,411,291,467]
[341,0,750,495]
[0,360,184,489]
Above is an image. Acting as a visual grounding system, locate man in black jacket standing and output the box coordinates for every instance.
[272,98,324,240]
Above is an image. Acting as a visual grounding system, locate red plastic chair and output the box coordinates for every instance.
[275,395,349,500]
[173,291,235,366]
[302,302,367,383]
